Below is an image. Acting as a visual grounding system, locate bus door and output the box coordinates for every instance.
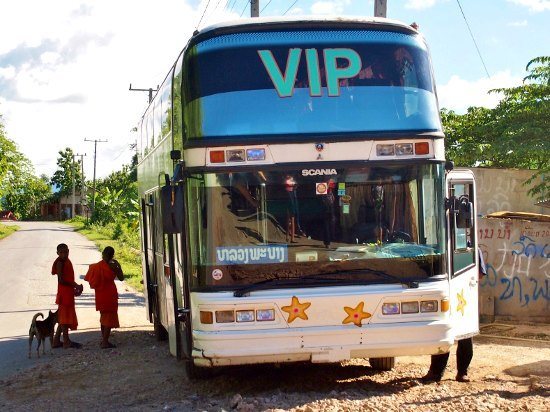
[160,182,187,359]
[446,170,479,340]
[141,195,156,322]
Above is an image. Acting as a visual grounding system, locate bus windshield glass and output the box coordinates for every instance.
[183,29,441,140]
[186,163,446,289]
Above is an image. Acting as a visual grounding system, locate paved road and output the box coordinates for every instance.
[0,221,148,379]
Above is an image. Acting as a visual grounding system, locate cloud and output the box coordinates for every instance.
[507,0,550,12]
[507,19,528,26]
[437,71,523,113]
[311,1,348,14]
[1,0,199,180]
[405,0,438,10]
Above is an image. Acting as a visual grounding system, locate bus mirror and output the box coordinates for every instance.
[456,199,474,229]
[161,185,184,234]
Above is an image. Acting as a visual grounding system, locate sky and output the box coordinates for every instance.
[0,0,549,180]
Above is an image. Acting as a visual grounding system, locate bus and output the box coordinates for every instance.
[137,16,480,377]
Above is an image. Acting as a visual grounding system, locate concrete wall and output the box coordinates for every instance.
[478,218,549,323]
[472,168,546,216]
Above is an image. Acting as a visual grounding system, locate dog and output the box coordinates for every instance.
[28,310,58,358]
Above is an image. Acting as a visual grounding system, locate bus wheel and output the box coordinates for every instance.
[153,311,168,341]
[369,357,395,371]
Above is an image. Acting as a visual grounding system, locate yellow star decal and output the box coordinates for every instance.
[456,289,467,316]
[281,296,311,323]
[342,302,372,327]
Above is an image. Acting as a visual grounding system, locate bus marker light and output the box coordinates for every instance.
[215,310,235,323]
[226,149,245,162]
[441,298,450,312]
[395,143,413,156]
[401,301,419,314]
[200,311,214,324]
[256,309,275,321]
[420,300,438,312]
[246,148,266,161]
[376,144,395,156]
[236,310,255,322]
[382,303,400,315]
[414,142,429,155]
[209,150,225,163]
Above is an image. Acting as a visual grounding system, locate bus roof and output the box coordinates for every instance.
[192,16,419,45]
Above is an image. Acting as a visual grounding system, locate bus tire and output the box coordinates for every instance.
[153,311,168,341]
[369,357,395,371]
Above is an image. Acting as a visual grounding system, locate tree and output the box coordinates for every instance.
[0,114,52,218]
[50,147,84,198]
[442,56,550,201]
[89,159,138,226]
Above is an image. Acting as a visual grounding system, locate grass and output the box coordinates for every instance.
[0,222,18,240]
[65,219,143,292]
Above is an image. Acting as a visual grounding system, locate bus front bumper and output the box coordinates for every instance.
[192,321,452,367]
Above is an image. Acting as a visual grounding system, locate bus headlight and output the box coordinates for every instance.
[420,300,438,312]
[236,310,255,322]
[215,310,235,323]
[256,309,275,321]
[401,301,419,314]
[382,302,400,315]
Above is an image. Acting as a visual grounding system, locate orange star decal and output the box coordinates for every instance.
[456,289,467,316]
[281,296,311,323]
[342,302,372,327]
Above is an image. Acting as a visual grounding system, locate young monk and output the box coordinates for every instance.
[52,243,83,349]
[84,246,124,348]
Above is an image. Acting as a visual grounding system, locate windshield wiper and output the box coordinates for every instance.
[233,276,343,297]
[312,268,420,289]
[233,268,421,297]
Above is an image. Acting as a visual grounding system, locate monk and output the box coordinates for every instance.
[52,243,83,349]
[84,246,124,348]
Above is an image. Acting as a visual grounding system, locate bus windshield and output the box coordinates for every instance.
[186,163,446,290]
[182,29,441,140]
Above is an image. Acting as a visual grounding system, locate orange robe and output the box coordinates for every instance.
[51,257,78,330]
[84,260,119,328]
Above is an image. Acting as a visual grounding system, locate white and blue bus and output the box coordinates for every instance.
[137,17,480,377]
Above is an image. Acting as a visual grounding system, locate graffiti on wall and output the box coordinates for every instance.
[479,219,549,319]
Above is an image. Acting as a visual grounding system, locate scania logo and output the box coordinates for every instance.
[301,169,337,176]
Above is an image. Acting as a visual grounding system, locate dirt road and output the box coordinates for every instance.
[0,221,148,379]
[0,325,548,411]
[0,222,548,411]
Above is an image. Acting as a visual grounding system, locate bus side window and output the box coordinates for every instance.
[451,183,475,275]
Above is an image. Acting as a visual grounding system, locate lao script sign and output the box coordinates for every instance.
[216,245,288,265]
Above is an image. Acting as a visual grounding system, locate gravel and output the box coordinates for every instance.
[0,327,548,411]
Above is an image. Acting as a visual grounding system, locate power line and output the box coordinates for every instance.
[261,0,274,13]
[227,0,238,12]
[283,0,299,16]
[196,0,213,30]
[84,138,108,215]
[455,0,490,78]
[240,0,250,17]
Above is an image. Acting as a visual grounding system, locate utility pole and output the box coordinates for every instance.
[73,153,86,217]
[251,0,259,17]
[129,83,159,104]
[374,0,387,18]
[84,139,108,216]
[71,154,76,219]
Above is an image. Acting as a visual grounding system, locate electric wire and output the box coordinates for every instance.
[455,0,491,78]
[227,0,238,12]
[240,0,250,17]
[203,0,226,26]
[283,0,299,16]
[261,0,274,13]
[195,0,213,30]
